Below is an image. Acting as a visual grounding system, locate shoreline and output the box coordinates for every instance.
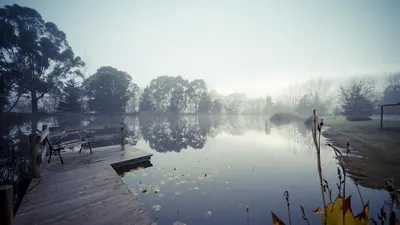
[322,117,400,190]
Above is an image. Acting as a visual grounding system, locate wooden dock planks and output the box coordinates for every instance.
[13,145,154,225]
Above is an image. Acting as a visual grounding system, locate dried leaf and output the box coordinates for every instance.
[312,207,324,214]
[271,212,285,225]
[311,195,372,225]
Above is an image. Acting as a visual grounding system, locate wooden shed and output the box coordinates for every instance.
[378,101,400,128]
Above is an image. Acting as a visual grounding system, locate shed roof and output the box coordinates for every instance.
[377,100,400,107]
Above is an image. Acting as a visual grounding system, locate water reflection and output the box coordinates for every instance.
[136,115,317,154]
[139,116,211,152]
[1,114,39,215]
[1,114,390,222]
[119,115,388,225]
[2,114,319,154]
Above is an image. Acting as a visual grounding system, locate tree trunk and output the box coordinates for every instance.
[0,75,5,114]
[0,76,5,137]
[31,90,38,113]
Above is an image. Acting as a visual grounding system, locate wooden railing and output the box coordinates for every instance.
[29,125,50,178]
[0,125,49,225]
[50,122,127,149]
[0,122,126,225]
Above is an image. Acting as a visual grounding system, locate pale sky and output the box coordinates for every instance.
[4,0,400,98]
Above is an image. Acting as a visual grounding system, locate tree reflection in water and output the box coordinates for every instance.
[137,115,276,153]
[2,114,326,216]
[0,115,47,215]
[139,116,211,152]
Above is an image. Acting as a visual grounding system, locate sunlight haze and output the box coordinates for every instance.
[3,1,400,224]
[5,0,400,97]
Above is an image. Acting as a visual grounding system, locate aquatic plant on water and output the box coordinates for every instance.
[271,109,400,225]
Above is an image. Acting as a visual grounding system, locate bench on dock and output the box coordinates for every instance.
[45,130,93,164]
[4,122,154,225]
[43,122,127,164]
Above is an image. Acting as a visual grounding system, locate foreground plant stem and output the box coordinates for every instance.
[312,110,327,225]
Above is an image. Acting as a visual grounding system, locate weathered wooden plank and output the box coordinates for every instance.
[13,145,153,225]
[38,126,50,143]
[17,178,127,214]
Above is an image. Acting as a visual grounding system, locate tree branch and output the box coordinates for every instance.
[6,91,22,112]
[37,92,46,100]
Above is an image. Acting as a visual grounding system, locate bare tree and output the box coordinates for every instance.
[286,77,331,116]
[244,98,264,114]
[223,93,246,114]
[382,73,400,114]
[303,77,327,101]
[287,81,304,108]
[386,73,400,87]
[339,77,377,118]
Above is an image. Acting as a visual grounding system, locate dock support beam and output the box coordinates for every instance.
[380,105,383,129]
[120,122,125,150]
[29,133,40,178]
[0,184,13,225]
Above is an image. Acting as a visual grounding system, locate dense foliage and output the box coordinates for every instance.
[0,4,84,113]
[83,66,133,113]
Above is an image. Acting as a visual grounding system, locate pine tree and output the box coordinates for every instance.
[58,80,82,113]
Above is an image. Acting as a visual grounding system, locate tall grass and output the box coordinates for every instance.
[271,109,399,225]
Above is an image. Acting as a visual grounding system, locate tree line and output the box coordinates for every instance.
[0,4,273,115]
[1,4,399,117]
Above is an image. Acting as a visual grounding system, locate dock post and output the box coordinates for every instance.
[41,124,48,159]
[0,184,13,225]
[29,133,40,178]
[120,122,125,150]
[380,105,383,129]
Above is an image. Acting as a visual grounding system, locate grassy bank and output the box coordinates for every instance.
[322,116,400,190]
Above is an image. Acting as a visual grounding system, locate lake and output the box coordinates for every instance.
[1,114,391,224]
[120,115,388,225]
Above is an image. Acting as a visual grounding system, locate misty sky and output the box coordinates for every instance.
[4,0,400,97]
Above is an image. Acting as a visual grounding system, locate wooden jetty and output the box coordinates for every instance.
[6,124,154,225]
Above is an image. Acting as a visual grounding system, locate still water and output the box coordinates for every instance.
[2,114,389,224]
[119,116,387,225]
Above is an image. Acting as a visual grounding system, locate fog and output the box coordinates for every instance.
[1,1,399,117]
[3,0,400,99]
[1,2,400,223]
